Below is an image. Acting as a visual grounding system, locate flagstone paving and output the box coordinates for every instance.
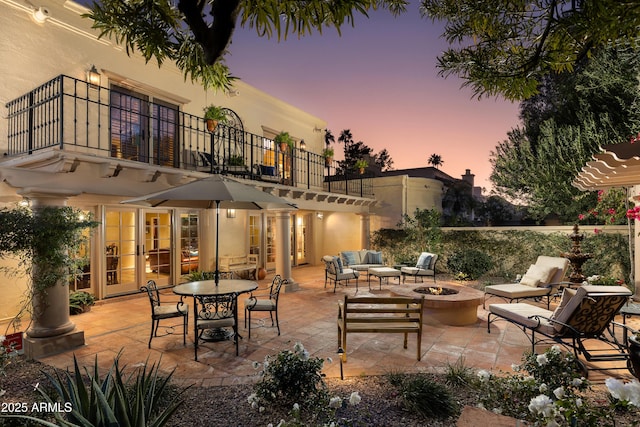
[40,264,638,386]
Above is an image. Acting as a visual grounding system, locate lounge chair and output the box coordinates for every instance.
[400,252,438,283]
[487,285,634,376]
[322,255,359,293]
[483,255,570,309]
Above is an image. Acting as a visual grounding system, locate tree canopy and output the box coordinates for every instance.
[420,0,640,100]
[489,44,640,223]
[86,0,407,90]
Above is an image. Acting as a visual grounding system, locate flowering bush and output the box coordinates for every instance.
[583,275,624,286]
[473,346,633,426]
[578,188,628,226]
[250,342,362,426]
[1,334,16,376]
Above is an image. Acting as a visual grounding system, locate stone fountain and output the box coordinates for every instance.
[563,224,592,284]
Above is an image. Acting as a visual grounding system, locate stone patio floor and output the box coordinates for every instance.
[40,264,639,388]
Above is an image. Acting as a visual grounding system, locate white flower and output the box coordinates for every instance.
[293,342,305,353]
[575,398,583,408]
[553,387,565,400]
[571,378,583,387]
[606,378,626,401]
[492,407,503,414]
[528,394,555,418]
[276,420,286,427]
[348,391,361,406]
[539,383,548,393]
[259,406,265,413]
[536,354,548,365]
[326,357,333,364]
[329,396,342,408]
[609,378,640,407]
[293,403,299,411]
[546,420,561,427]
[0,335,5,343]
[251,401,258,409]
[477,370,490,383]
[0,389,5,397]
[550,345,561,354]
[247,393,259,405]
[511,363,519,372]
[301,349,310,361]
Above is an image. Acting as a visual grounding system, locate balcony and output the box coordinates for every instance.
[5,75,373,198]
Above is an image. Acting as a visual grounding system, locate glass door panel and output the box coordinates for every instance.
[145,211,172,284]
[266,216,276,271]
[295,213,308,265]
[178,212,199,275]
[105,209,138,296]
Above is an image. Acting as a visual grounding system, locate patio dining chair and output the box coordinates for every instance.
[244,274,286,338]
[140,280,188,349]
[195,293,239,360]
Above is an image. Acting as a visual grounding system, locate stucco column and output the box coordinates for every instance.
[359,213,371,249]
[275,210,298,291]
[18,190,85,359]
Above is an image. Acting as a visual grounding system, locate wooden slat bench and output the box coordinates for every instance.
[337,295,425,362]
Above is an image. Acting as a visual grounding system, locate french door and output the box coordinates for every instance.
[104,207,172,297]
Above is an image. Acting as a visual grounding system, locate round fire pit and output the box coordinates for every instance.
[389,283,484,326]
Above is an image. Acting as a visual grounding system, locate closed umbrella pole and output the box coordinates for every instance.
[215,200,220,285]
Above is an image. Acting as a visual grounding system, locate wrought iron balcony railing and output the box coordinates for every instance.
[5,75,373,197]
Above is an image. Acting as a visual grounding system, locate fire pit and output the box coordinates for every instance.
[389,283,484,326]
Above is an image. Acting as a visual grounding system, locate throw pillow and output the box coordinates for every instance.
[550,288,577,321]
[416,253,433,269]
[335,257,344,273]
[366,251,383,264]
[341,251,357,266]
[519,264,556,287]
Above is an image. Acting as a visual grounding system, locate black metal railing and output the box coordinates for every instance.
[5,74,373,197]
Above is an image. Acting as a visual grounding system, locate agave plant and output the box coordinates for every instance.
[29,351,185,427]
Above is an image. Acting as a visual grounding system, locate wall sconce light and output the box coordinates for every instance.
[86,65,101,87]
[32,6,50,24]
[227,89,240,97]
[316,212,323,220]
[313,126,323,133]
[227,209,236,218]
[299,140,306,151]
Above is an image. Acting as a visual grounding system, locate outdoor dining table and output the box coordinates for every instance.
[173,279,258,342]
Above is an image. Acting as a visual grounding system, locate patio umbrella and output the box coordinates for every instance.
[122,174,296,285]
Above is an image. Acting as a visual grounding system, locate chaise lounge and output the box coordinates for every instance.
[483,255,570,309]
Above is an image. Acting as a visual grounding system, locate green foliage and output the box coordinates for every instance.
[183,271,216,282]
[228,155,245,166]
[371,208,442,265]
[474,346,615,426]
[0,205,98,295]
[69,291,96,315]
[446,249,492,280]
[274,131,294,150]
[34,351,184,427]
[444,357,475,388]
[578,188,629,225]
[476,195,516,226]
[202,104,228,122]
[322,147,334,158]
[253,342,328,410]
[385,372,457,419]
[421,1,640,100]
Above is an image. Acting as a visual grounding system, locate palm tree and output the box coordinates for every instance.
[428,154,444,169]
[338,129,353,147]
[324,129,335,146]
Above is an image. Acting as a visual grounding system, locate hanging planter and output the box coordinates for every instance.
[274,131,294,153]
[322,147,334,166]
[355,159,368,175]
[203,105,228,133]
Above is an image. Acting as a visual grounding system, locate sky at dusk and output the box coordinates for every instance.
[225,3,521,192]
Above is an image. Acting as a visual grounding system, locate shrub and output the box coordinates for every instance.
[444,357,475,388]
[446,249,493,280]
[386,372,457,419]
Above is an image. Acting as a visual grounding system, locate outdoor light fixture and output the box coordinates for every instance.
[86,65,101,87]
[226,208,236,218]
[337,347,345,380]
[32,6,50,24]
[299,140,306,151]
[313,126,323,133]
[316,212,323,220]
[227,89,240,97]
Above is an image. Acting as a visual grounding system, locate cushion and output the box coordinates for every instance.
[365,251,383,264]
[550,288,576,321]
[416,253,433,269]
[341,251,358,266]
[335,257,344,273]
[551,286,588,332]
[260,165,276,176]
[519,264,557,288]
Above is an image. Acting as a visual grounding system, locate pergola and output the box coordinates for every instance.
[573,142,640,299]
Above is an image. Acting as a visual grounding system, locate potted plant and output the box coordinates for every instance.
[203,105,228,132]
[322,147,334,166]
[274,131,294,152]
[228,155,245,166]
[69,290,96,315]
[355,159,368,174]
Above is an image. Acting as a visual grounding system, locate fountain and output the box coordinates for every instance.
[562,224,592,284]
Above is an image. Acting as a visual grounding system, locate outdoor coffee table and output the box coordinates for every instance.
[368,267,401,290]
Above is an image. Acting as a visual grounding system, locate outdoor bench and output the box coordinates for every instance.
[219,254,258,279]
[337,295,425,362]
